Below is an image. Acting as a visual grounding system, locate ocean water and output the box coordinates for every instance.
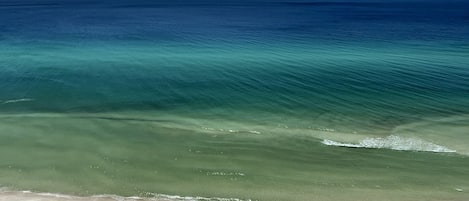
[0,0,469,200]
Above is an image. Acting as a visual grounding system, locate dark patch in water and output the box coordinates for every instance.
[0,3,60,8]
[278,1,382,7]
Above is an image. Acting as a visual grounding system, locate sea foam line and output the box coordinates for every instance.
[322,135,456,153]
[0,189,251,201]
[1,98,34,104]
[150,193,250,201]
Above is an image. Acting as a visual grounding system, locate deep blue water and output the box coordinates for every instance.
[1,0,468,121]
[2,0,469,42]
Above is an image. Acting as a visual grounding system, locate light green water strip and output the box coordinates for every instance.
[0,112,468,201]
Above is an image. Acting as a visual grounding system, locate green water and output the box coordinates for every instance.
[1,41,469,200]
[0,112,468,200]
[0,114,469,200]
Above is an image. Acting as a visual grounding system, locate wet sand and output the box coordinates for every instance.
[0,191,171,201]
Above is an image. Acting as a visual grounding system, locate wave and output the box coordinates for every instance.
[202,127,262,135]
[1,98,34,104]
[0,111,462,155]
[322,135,456,153]
[0,189,250,201]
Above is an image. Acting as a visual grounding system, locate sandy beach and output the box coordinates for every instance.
[0,191,167,201]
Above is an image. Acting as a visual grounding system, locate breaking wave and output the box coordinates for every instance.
[322,135,456,153]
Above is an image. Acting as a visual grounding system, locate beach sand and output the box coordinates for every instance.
[0,191,171,201]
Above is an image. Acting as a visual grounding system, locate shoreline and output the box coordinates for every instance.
[0,188,466,201]
[0,191,162,201]
[0,190,248,201]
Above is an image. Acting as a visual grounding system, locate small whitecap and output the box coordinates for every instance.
[322,135,456,153]
[2,98,34,104]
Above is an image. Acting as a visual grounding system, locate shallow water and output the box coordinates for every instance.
[1,0,469,200]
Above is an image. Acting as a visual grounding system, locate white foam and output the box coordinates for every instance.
[201,127,261,135]
[248,130,261,134]
[0,189,251,201]
[206,171,246,176]
[322,135,456,153]
[2,98,34,104]
[150,193,249,201]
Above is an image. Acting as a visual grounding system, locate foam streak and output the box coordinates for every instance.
[2,98,34,104]
[322,135,456,153]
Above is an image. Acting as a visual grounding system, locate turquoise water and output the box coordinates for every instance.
[1,1,469,200]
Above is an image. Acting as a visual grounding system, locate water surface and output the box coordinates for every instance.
[1,0,469,200]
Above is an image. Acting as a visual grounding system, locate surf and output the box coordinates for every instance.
[322,135,456,153]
